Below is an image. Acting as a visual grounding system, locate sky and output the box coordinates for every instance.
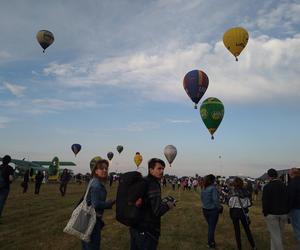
[0,0,300,178]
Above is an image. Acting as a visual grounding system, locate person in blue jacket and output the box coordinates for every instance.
[200,174,220,249]
[81,159,115,250]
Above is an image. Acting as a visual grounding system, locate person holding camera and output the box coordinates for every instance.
[228,177,256,250]
[129,158,176,250]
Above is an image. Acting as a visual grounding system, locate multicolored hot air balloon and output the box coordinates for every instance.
[200,97,224,140]
[116,145,124,154]
[164,145,177,167]
[36,30,54,53]
[183,70,209,109]
[90,156,102,171]
[134,152,143,168]
[71,144,81,157]
[107,152,114,161]
[223,27,249,61]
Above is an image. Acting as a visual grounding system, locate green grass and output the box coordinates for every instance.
[0,182,298,250]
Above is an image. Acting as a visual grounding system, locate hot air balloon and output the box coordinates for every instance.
[107,152,114,161]
[200,97,224,140]
[164,145,177,167]
[223,27,249,61]
[71,144,81,157]
[116,145,123,154]
[90,156,102,171]
[183,70,209,109]
[36,30,54,53]
[134,152,143,168]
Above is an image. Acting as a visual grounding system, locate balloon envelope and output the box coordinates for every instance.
[116,145,124,154]
[107,152,114,161]
[183,70,209,109]
[134,152,143,168]
[71,144,81,156]
[90,156,102,171]
[164,145,177,166]
[223,27,249,61]
[200,97,224,139]
[36,30,54,52]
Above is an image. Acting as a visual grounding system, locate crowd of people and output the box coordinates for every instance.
[0,154,300,250]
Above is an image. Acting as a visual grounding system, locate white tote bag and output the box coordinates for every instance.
[63,180,97,242]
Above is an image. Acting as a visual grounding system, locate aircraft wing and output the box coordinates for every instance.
[32,161,76,166]
[0,158,47,171]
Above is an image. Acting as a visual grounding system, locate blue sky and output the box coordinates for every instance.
[0,0,299,177]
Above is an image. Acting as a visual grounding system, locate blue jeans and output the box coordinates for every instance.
[130,228,158,250]
[290,209,300,247]
[0,188,9,217]
[203,208,219,247]
[81,219,102,250]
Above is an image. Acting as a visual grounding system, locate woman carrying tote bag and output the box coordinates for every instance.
[228,177,257,250]
[82,159,115,250]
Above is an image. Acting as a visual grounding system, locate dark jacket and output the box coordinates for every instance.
[262,179,289,216]
[0,164,14,189]
[86,178,114,216]
[135,175,169,239]
[288,176,300,210]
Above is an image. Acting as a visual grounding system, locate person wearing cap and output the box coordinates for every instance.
[0,155,14,218]
[288,168,300,247]
[262,168,289,250]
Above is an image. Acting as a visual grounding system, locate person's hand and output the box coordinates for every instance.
[167,201,176,209]
[108,199,116,207]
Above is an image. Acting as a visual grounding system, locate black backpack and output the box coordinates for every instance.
[116,171,148,227]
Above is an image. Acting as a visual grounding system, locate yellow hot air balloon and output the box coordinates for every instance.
[134,152,143,168]
[36,30,54,53]
[223,27,249,61]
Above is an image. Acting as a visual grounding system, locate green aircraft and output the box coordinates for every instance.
[0,156,76,181]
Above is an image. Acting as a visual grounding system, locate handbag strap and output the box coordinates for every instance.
[83,179,95,202]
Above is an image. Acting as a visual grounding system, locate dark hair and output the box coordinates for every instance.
[203,174,215,188]
[91,159,109,177]
[148,158,165,170]
[2,155,11,165]
[267,168,278,178]
[233,177,244,189]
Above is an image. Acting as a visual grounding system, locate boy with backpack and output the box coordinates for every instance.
[0,155,14,219]
[116,158,176,250]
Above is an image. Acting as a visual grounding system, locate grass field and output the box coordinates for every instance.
[0,181,298,250]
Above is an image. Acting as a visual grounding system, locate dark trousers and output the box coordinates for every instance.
[23,182,28,193]
[203,208,219,247]
[0,188,9,217]
[82,218,102,250]
[230,208,255,250]
[130,228,158,250]
[35,183,42,194]
[59,183,68,196]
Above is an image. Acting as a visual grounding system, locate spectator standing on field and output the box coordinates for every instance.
[262,168,289,250]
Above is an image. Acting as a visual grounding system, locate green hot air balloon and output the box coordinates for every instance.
[116,145,124,154]
[200,97,224,140]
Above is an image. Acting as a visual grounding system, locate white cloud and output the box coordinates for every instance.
[0,51,11,60]
[247,2,300,34]
[3,82,26,97]
[166,119,192,124]
[42,34,300,104]
[0,116,11,128]
[29,98,97,114]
